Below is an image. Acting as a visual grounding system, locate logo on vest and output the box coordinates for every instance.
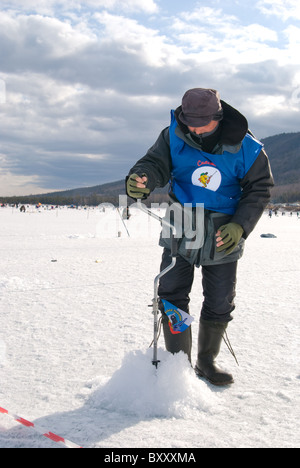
[191,166,221,191]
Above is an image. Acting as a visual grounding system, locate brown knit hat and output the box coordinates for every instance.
[178,88,223,127]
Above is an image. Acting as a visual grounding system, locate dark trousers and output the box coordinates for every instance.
[158,248,238,323]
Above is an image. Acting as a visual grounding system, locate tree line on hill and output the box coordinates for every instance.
[0,132,299,206]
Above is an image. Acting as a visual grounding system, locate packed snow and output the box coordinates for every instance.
[0,203,299,448]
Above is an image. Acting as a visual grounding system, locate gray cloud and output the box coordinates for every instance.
[0,2,299,196]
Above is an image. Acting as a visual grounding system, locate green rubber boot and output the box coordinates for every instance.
[195,319,234,386]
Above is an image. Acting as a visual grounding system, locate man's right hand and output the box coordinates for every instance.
[126,173,150,199]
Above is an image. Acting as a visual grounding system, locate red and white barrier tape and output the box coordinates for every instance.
[0,406,82,448]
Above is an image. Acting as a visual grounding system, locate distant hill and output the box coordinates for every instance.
[261,132,300,203]
[40,179,127,201]
[10,179,169,206]
[261,132,300,185]
[1,132,299,205]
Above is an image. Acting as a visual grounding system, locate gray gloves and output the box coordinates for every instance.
[126,173,150,199]
[216,223,244,255]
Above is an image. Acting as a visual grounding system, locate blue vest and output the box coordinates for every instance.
[169,110,263,214]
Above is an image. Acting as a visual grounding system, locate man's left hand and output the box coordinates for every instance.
[216,223,244,256]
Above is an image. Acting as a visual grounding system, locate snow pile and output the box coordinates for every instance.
[91,349,215,419]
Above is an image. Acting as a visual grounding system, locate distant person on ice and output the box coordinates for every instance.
[126,88,274,386]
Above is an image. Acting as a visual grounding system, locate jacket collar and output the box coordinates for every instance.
[174,100,248,154]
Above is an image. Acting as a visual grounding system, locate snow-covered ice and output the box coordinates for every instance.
[0,204,299,448]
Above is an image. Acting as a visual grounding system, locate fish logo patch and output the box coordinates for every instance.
[191,166,221,191]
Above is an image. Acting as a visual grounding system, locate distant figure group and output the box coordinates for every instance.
[269,208,299,218]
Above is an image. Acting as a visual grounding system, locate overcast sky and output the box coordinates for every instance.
[0,0,299,196]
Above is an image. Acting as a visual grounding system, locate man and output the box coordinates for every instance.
[126,88,274,386]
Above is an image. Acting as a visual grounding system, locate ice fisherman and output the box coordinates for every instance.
[126,88,274,386]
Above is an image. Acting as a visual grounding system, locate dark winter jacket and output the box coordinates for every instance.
[127,100,274,266]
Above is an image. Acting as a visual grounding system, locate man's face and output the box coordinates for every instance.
[188,120,219,135]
